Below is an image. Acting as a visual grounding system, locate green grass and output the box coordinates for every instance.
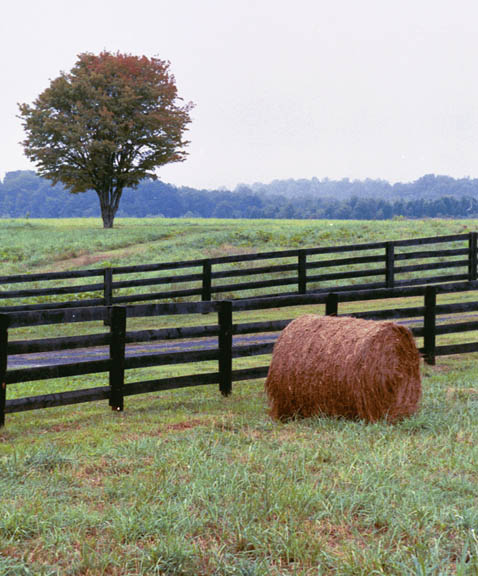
[3,360,478,575]
[0,217,475,275]
[2,218,478,574]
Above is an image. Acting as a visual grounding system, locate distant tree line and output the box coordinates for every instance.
[2,170,478,220]
[247,174,478,200]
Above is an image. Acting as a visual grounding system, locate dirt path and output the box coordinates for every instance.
[42,238,171,272]
[8,333,279,369]
[7,313,474,370]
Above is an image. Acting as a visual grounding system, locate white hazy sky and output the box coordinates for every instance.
[1,0,478,189]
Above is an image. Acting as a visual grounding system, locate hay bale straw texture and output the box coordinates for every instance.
[265,315,421,422]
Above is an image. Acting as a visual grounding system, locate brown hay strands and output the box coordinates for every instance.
[265,315,421,423]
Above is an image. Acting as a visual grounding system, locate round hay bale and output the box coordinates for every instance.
[265,315,421,422]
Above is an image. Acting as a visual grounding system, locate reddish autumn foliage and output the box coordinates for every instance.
[19,51,193,228]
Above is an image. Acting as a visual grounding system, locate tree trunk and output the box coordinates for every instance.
[101,205,115,229]
[96,187,122,229]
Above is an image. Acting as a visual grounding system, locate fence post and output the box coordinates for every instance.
[469,232,477,282]
[298,250,307,294]
[385,241,395,288]
[0,314,9,428]
[202,260,212,302]
[109,306,127,411]
[423,286,436,366]
[218,301,233,396]
[104,268,113,326]
[325,293,339,316]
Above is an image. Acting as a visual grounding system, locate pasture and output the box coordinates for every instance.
[0,217,474,276]
[2,218,478,575]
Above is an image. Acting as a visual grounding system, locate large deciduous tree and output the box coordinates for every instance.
[19,51,193,228]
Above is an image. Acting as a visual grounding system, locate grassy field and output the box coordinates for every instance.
[2,218,478,575]
[0,217,475,275]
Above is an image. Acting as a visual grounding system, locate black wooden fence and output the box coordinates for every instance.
[0,232,476,312]
[3,279,478,427]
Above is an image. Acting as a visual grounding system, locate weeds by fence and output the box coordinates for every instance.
[3,279,478,427]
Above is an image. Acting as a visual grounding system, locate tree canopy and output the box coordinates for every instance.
[19,51,193,228]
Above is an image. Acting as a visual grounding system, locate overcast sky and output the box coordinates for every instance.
[1,0,478,189]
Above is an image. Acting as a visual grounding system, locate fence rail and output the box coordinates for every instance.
[3,280,478,427]
[0,232,476,312]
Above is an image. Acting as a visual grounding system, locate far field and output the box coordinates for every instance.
[2,218,478,575]
[0,217,475,275]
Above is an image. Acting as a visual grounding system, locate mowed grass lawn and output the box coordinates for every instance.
[2,218,478,575]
